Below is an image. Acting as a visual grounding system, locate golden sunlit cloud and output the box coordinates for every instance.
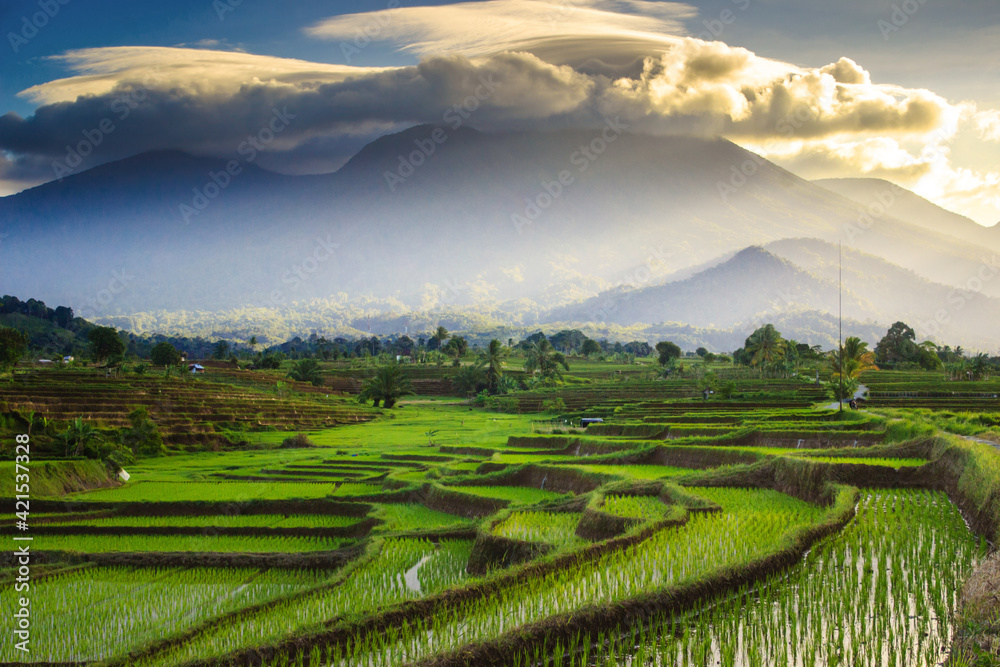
[2,0,998,223]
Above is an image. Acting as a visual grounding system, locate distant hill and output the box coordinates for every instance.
[545,240,1000,348]
[4,126,1000,320]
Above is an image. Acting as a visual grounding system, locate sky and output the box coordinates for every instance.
[1,0,998,224]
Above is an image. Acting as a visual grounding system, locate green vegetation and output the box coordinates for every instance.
[5,332,1000,666]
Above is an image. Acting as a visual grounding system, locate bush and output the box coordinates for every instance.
[541,398,567,413]
[280,433,315,448]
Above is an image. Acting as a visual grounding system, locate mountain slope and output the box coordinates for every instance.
[3,126,999,318]
[814,177,998,247]
[548,239,1000,348]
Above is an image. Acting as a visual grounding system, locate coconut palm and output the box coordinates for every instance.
[287,358,324,386]
[59,418,102,457]
[524,339,569,381]
[745,324,786,370]
[358,363,413,408]
[483,339,508,391]
[432,326,450,351]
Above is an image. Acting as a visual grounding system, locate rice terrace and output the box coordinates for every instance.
[3,0,1000,664]
[3,322,1000,666]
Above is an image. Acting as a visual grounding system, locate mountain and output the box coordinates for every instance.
[3,126,1000,321]
[546,239,1000,348]
[813,177,998,246]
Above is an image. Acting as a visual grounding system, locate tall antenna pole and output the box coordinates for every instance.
[839,241,843,413]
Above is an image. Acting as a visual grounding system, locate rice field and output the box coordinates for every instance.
[40,514,360,529]
[492,511,583,546]
[35,534,346,553]
[508,489,983,666]
[0,566,332,662]
[451,485,570,504]
[601,495,670,522]
[9,365,1000,665]
[70,481,337,502]
[137,538,474,666]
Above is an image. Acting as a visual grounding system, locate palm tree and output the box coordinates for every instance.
[287,358,324,386]
[432,326,450,351]
[746,324,786,370]
[483,339,508,391]
[59,418,102,457]
[453,360,486,397]
[524,339,569,381]
[358,363,413,408]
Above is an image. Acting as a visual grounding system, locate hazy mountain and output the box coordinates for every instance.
[3,126,1000,321]
[814,177,999,248]
[547,240,1000,348]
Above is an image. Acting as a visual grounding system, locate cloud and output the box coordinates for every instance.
[305,0,696,71]
[974,109,1000,141]
[19,46,390,105]
[0,0,997,225]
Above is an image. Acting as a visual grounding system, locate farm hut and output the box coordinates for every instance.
[188,364,205,374]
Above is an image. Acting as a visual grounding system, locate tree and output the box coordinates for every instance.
[430,326,450,351]
[119,406,165,457]
[656,341,682,366]
[549,329,588,354]
[695,347,708,358]
[288,358,324,386]
[59,418,103,457]
[213,340,231,360]
[88,326,125,365]
[828,336,878,395]
[358,363,413,408]
[453,361,486,397]
[581,339,602,358]
[744,324,786,370]
[443,336,468,362]
[524,339,569,381]
[150,342,182,368]
[133,363,149,378]
[0,327,28,371]
[875,322,917,366]
[483,339,508,391]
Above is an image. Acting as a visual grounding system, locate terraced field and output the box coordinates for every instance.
[4,364,1000,665]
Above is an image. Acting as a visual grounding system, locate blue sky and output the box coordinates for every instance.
[1,0,998,222]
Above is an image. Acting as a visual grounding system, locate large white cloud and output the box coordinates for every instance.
[1,0,998,223]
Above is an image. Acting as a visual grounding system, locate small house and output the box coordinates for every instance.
[580,418,604,428]
[188,364,205,374]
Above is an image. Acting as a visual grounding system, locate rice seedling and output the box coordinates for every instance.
[321,489,828,666]
[72,481,336,502]
[41,514,360,529]
[600,495,669,522]
[373,503,472,532]
[139,538,473,666]
[450,485,569,504]
[518,489,983,667]
[36,534,345,553]
[492,511,583,546]
[0,567,330,662]
[331,482,383,496]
